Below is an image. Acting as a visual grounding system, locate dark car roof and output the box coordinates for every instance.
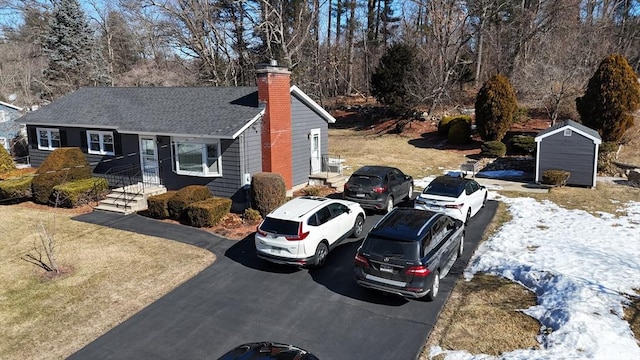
[431,175,475,186]
[369,208,440,242]
[351,165,399,177]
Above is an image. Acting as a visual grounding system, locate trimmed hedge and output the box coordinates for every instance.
[0,145,15,174]
[438,115,473,137]
[0,176,34,203]
[480,141,507,158]
[542,169,571,186]
[251,172,286,217]
[147,191,177,219]
[448,120,472,144]
[186,197,232,228]
[32,148,92,205]
[508,135,536,155]
[52,177,109,208]
[167,185,212,219]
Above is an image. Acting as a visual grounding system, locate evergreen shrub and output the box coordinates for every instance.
[480,141,507,158]
[251,172,286,217]
[186,197,232,228]
[147,191,177,219]
[167,185,212,220]
[32,147,92,205]
[52,177,109,208]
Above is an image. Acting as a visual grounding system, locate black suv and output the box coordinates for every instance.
[343,165,413,213]
[354,208,464,300]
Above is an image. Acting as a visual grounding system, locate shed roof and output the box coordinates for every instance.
[535,119,602,144]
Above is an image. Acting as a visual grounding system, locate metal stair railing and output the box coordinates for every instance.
[98,164,148,210]
[321,154,343,176]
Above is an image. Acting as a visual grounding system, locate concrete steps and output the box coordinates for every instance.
[309,172,348,190]
[95,184,166,215]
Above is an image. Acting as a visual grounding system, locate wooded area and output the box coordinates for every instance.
[0,0,638,116]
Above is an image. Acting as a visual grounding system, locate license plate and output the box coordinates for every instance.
[356,193,365,198]
[380,264,393,273]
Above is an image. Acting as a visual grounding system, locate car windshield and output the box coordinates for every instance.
[260,217,300,236]
[349,175,382,187]
[423,180,465,197]
[361,236,419,260]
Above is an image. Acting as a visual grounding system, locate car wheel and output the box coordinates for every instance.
[465,208,471,224]
[406,184,413,200]
[313,242,329,268]
[351,215,365,238]
[482,193,487,208]
[458,233,464,257]
[384,196,394,214]
[426,271,440,301]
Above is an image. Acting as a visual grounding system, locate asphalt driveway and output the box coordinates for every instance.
[70,200,497,360]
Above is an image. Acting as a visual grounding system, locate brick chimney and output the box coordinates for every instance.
[256,60,293,189]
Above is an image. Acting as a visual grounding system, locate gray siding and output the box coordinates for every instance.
[26,125,138,171]
[538,130,596,187]
[291,95,329,186]
[157,136,243,198]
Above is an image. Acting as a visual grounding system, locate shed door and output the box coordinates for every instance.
[310,128,321,174]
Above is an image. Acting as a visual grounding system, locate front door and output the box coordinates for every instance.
[310,128,321,174]
[139,136,160,185]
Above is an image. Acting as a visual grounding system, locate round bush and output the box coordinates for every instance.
[447,120,472,145]
[480,141,507,158]
[508,135,536,155]
[438,115,472,137]
[251,172,286,217]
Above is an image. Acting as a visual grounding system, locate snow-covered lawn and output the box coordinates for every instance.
[431,193,640,359]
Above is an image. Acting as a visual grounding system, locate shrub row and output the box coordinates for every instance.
[146,185,231,227]
[52,177,109,208]
[0,167,37,181]
[187,197,232,228]
[0,176,34,203]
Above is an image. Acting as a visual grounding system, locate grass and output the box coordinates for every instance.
[626,291,640,342]
[329,126,640,357]
[0,205,215,360]
[329,128,469,179]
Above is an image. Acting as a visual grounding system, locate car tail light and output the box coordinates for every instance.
[372,186,387,193]
[354,253,370,268]
[256,223,267,236]
[344,183,350,191]
[445,203,463,209]
[284,222,309,241]
[405,265,430,277]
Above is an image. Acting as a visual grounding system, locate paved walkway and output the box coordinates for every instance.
[475,177,550,193]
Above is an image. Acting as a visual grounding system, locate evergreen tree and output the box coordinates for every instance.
[576,54,640,142]
[474,74,518,142]
[42,0,110,99]
[371,42,416,111]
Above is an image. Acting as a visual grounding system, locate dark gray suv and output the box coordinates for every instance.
[343,165,413,213]
[354,208,464,300]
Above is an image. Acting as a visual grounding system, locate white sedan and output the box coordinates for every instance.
[255,196,366,268]
[414,175,488,223]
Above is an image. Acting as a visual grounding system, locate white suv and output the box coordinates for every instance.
[255,196,366,268]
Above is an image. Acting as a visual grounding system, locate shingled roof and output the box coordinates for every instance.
[535,119,602,143]
[17,87,262,139]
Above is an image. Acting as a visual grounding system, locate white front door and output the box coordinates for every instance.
[310,128,321,174]
[139,136,160,184]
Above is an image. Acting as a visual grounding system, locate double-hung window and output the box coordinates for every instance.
[87,130,115,155]
[172,137,221,177]
[37,128,61,150]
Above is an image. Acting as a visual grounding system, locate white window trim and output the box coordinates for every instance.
[171,137,222,177]
[87,130,115,156]
[36,127,60,150]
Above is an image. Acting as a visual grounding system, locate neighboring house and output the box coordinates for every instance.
[535,119,602,188]
[15,62,336,210]
[0,101,24,152]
